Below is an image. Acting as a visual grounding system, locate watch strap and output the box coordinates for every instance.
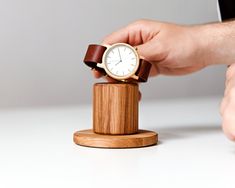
[135,60,152,82]
[83,44,107,74]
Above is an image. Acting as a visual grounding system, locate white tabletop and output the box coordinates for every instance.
[0,97,234,188]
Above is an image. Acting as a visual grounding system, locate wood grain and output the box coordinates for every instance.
[93,82,138,135]
[73,129,158,148]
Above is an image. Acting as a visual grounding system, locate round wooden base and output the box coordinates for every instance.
[73,129,158,148]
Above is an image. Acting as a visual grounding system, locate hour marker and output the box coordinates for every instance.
[129,52,132,54]
[128,69,131,72]
[131,64,135,66]
[131,57,135,60]
[124,47,126,51]
[111,50,114,54]
[122,71,124,75]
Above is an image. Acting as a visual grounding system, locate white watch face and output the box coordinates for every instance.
[103,43,139,79]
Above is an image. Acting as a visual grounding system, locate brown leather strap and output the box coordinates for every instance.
[83,44,107,74]
[135,60,152,82]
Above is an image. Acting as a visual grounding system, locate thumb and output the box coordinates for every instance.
[135,39,167,62]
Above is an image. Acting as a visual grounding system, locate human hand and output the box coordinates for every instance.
[220,64,235,141]
[93,19,209,79]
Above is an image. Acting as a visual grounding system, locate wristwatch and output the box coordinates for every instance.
[83,43,152,82]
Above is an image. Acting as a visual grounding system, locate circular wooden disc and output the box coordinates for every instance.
[73,129,158,148]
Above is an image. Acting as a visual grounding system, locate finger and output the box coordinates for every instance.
[103,75,117,82]
[93,69,103,78]
[102,20,160,46]
[226,64,235,86]
[135,39,167,62]
[149,64,160,77]
[220,97,227,115]
[222,76,235,115]
[156,66,204,76]
[102,26,130,45]
[226,63,235,81]
[222,107,235,141]
[224,81,232,97]
[223,123,235,141]
[224,74,235,97]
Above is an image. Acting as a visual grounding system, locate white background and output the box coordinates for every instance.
[1,97,234,188]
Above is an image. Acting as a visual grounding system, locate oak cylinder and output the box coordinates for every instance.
[93,82,138,135]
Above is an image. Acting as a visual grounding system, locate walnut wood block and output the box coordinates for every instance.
[93,82,138,135]
[73,129,158,148]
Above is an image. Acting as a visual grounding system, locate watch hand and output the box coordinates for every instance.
[118,48,122,62]
[115,60,121,66]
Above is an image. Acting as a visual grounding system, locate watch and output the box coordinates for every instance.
[83,43,152,82]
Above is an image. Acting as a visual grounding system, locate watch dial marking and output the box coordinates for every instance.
[105,44,138,78]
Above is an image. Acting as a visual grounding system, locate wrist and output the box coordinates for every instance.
[193,21,235,66]
[190,24,218,67]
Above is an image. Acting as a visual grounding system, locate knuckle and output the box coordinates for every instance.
[130,19,149,28]
[226,69,232,80]
[222,121,235,141]
[230,133,235,141]
[228,88,235,100]
[222,105,235,141]
[226,64,235,79]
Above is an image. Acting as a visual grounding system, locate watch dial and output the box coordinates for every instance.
[104,44,138,78]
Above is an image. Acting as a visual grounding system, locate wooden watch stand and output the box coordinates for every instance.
[73,82,158,148]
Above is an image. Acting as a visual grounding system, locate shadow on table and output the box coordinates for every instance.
[152,124,222,141]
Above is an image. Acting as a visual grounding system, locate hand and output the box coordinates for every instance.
[220,64,235,140]
[93,19,210,79]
